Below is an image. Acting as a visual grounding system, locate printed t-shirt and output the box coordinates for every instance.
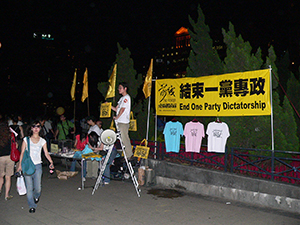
[163,121,183,153]
[206,122,230,153]
[116,94,131,124]
[183,121,205,153]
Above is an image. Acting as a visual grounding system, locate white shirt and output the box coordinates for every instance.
[206,122,230,153]
[116,94,131,124]
[23,137,47,165]
[88,125,103,137]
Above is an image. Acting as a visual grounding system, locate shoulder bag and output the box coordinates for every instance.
[129,111,137,131]
[21,137,36,176]
[10,133,20,162]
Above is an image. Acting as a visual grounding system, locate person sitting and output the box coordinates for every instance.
[70,131,117,184]
[89,132,117,185]
[70,132,101,177]
[86,116,103,137]
[74,132,88,150]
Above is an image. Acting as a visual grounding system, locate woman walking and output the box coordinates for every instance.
[0,120,15,201]
[17,120,54,213]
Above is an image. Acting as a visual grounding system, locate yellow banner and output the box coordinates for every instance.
[155,69,271,117]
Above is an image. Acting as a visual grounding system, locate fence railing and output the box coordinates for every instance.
[131,140,300,185]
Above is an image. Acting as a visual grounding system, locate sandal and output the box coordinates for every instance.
[5,195,13,201]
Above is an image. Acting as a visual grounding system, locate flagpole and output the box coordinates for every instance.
[154,77,157,160]
[87,97,90,116]
[73,99,76,139]
[146,95,151,140]
[269,65,274,151]
[143,59,153,141]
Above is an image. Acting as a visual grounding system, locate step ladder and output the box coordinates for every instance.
[92,144,114,195]
[92,124,141,197]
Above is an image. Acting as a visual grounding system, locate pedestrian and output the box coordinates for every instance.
[54,114,75,140]
[9,116,24,149]
[0,120,15,201]
[17,120,54,213]
[40,116,54,151]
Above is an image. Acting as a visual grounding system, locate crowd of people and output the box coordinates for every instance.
[0,82,133,214]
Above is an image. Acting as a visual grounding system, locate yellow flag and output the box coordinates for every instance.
[105,64,117,99]
[70,68,77,101]
[143,59,153,99]
[81,68,88,102]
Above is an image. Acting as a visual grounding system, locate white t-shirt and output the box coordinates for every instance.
[88,125,103,137]
[23,137,47,165]
[116,94,131,124]
[206,122,230,153]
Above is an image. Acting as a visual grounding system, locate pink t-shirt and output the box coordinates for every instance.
[183,121,205,153]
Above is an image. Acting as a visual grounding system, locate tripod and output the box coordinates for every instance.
[92,123,141,197]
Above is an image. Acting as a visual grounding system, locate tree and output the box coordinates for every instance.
[222,22,263,73]
[286,73,300,146]
[276,51,290,100]
[98,43,142,102]
[276,95,299,151]
[97,43,143,129]
[221,23,298,151]
[97,43,157,142]
[264,45,278,90]
[186,5,223,77]
[130,99,155,141]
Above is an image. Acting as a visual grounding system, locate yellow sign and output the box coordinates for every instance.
[100,102,112,118]
[51,143,59,153]
[155,69,271,116]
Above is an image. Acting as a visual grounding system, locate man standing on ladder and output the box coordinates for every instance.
[111,82,133,159]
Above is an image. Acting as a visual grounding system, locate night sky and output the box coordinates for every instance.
[0,0,299,117]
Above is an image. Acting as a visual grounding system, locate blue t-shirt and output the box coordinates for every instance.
[163,121,183,153]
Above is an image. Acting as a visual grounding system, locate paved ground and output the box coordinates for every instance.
[1,164,300,225]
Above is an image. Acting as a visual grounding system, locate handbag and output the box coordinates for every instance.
[16,175,27,195]
[129,111,137,131]
[100,102,112,118]
[133,139,150,159]
[21,137,36,176]
[10,133,20,162]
